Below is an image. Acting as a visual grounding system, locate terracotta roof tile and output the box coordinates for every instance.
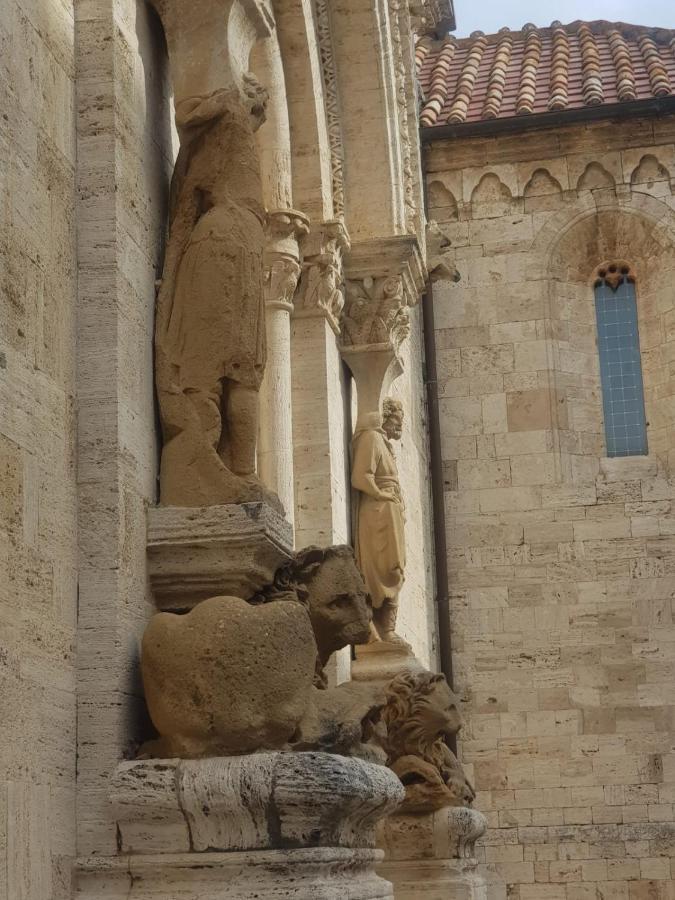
[418,20,675,127]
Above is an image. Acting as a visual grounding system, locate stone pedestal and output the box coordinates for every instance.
[352,640,424,682]
[377,807,488,900]
[146,501,293,609]
[76,752,404,899]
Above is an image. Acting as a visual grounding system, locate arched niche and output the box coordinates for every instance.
[545,200,675,474]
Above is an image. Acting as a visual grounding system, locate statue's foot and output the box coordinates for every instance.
[368,621,383,643]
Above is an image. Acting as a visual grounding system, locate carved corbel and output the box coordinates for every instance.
[340,236,424,426]
[293,219,351,334]
[264,210,309,312]
[426,221,460,282]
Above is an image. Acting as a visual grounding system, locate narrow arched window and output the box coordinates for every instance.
[594,265,648,457]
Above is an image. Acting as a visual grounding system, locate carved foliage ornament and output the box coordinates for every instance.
[342,275,410,353]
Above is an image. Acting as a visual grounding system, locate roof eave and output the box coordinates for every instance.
[420,96,675,143]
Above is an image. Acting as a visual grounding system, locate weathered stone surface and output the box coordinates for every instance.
[146,502,293,609]
[77,847,395,899]
[112,753,404,853]
[78,753,405,898]
[141,596,317,757]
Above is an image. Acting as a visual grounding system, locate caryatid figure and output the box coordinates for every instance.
[351,398,407,643]
[155,78,278,508]
[149,0,281,510]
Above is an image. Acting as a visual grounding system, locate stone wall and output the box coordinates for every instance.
[426,117,675,899]
[0,0,78,895]
[74,0,174,861]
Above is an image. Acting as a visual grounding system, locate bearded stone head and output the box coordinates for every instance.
[382,398,404,442]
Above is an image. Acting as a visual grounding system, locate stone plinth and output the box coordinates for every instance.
[377,807,488,900]
[77,752,404,899]
[351,640,423,682]
[147,502,293,609]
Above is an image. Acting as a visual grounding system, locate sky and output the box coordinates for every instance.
[453,0,675,37]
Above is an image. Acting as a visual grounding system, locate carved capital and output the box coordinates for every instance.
[339,237,424,425]
[293,219,351,333]
[263,210,309,312]
[408,0,456,36]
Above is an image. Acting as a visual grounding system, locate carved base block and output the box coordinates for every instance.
[351,640,424,682]
[147,501,293,609]
[76,753,403,899]
[377,858,488,900]
[377,808,488,900]
[77,848,394,899]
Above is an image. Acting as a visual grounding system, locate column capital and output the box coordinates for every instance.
[293,219,351,334]
[263,209,309,312]
[339,236,424,427]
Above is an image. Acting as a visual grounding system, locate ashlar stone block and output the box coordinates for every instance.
[146,501,293,609]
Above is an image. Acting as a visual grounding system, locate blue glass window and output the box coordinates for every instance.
[594,270,648,457]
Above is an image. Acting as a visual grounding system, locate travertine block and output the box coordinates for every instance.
[146,502,293,609]
[78,753,404,899]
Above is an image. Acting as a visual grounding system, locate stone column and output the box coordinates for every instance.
[291,219,351,549]
[258,209,309,525]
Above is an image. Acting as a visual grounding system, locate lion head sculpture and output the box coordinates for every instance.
[380,671,474,813]
[256,544,372,685]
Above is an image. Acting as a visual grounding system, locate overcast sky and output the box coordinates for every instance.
[453,0,675,37]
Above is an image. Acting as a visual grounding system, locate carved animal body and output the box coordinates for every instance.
[140,547,373,758]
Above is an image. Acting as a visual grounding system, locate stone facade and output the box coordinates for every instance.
[1,0,78,893]
[426,117,675,899]
[1,0,450,896]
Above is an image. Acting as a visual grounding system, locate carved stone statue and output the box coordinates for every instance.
[140,546,372,758]
[379,671,475,812]
[351,398,406,644]
[155,77,280,508]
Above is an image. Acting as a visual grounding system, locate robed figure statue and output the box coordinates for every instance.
[351,399,407,643]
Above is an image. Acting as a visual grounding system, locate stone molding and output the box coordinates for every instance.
[146,501,293,609]
[315,0,346,218]
[390,0,418,235]
[294,218,351,333]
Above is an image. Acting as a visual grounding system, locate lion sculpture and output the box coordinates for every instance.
[141,545,372,758]
[380,670,475,812]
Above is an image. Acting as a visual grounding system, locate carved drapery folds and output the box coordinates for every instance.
[294,219,350,333]
[151,0,279,509]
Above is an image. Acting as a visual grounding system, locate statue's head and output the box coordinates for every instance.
[265,545,372,660]
[382,398,404,442]
[382,671,462,761]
